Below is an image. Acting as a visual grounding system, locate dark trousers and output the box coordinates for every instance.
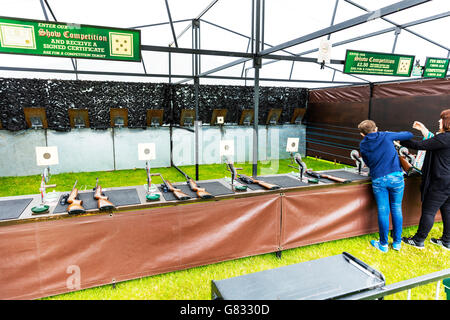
[413,191,450,244]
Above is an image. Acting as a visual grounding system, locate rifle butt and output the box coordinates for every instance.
[322,174,351,184]
[173,189,191,201]
[398,155,413,173]
[67,200,85,215]
[97,197,115,211]
[257,180,281,190]
[196,189,214,199]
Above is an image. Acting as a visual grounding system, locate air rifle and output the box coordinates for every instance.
[393,142,421,176]
[94,177,115,210]
[238,174,281,190]
[178,170,214,199]
[306,169,351,183]
[154,173,191,200]
[67,180,86,215]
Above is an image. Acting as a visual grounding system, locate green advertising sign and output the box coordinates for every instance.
[0,16,141,62]
[422,57,449,78]
[344,50,415,77]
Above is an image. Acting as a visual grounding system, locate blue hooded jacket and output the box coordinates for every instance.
[359,131,413,179]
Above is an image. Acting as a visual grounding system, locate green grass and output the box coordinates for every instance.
[0,157,348,197]
[1,157,448,300]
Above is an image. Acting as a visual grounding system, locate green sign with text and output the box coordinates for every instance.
[422,57,449,78]
[344,50,414,77]
[0,16,141,62]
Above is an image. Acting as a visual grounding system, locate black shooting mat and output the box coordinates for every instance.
[320,170,370,182]
[53,188,140,213]
[238,175,309,191]
[158,181,234,201]
[0,198,33,220]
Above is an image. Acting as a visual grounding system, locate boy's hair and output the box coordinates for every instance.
[440,109,450,132]
[358,120,377,135]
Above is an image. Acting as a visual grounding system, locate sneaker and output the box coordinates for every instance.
[392,242,401,251]
[370,240,388,253]
[430,238,450,251]
[402,237,424,249]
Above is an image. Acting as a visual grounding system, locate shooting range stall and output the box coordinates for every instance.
[0,172,440,299]
[0,0,449,300]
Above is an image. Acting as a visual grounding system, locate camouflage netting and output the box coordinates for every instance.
[0,78,307,131]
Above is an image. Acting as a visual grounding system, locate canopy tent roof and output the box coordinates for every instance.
[0,0,449,88]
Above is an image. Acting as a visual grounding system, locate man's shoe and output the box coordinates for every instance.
[370,240,388,253]
[430,238,450,251]
[402,237,424,249]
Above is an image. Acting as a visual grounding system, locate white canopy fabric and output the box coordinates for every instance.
[0,0,449,88]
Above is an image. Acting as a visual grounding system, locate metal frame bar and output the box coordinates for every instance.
[1,0,442,87]
[0,65,364,85]
[252,0,262,178]
[192,19,201,180]
[168,0,219,47]
[258,0,431,57]
[40,0,78,79]
[339,268,450,300]
[200,17,369,84]
[251,10,449,81]
[344,0,450,52]
[165,0,179,48]
[130,18,193,30]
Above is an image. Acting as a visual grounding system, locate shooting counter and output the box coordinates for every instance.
[0,169,438,300]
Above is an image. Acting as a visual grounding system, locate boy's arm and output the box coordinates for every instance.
[386,131,414,141]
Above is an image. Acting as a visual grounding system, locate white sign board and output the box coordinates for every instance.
[286,138,299,153]
[220,140,234,157]
[35,146,59,166]
[138,143,156,161]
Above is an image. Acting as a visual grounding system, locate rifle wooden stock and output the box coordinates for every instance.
[398,154,412,172]
[306,170,350,183]
[397,154,421,176]
[321,173,351,184]
[67,187,85,214]
[188,179,214,199]
[165,180,191,200]
[238,174,281,190]
[396,146,421,176]
[94,185,115,210]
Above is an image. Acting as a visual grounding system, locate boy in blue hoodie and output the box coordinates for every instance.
[358,120,413,252]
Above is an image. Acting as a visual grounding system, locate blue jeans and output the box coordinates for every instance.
[371,172,405,246]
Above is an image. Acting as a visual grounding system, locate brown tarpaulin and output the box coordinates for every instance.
[0,178,438,300]
[0,194,281,300]
[280,178,440,250]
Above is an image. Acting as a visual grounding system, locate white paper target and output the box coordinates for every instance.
[286,138,299,152]
[36,146,59,166]
[220,140,234,157]
[217,116,224,124]
[138,143,156,161]
[317,39,331,64]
